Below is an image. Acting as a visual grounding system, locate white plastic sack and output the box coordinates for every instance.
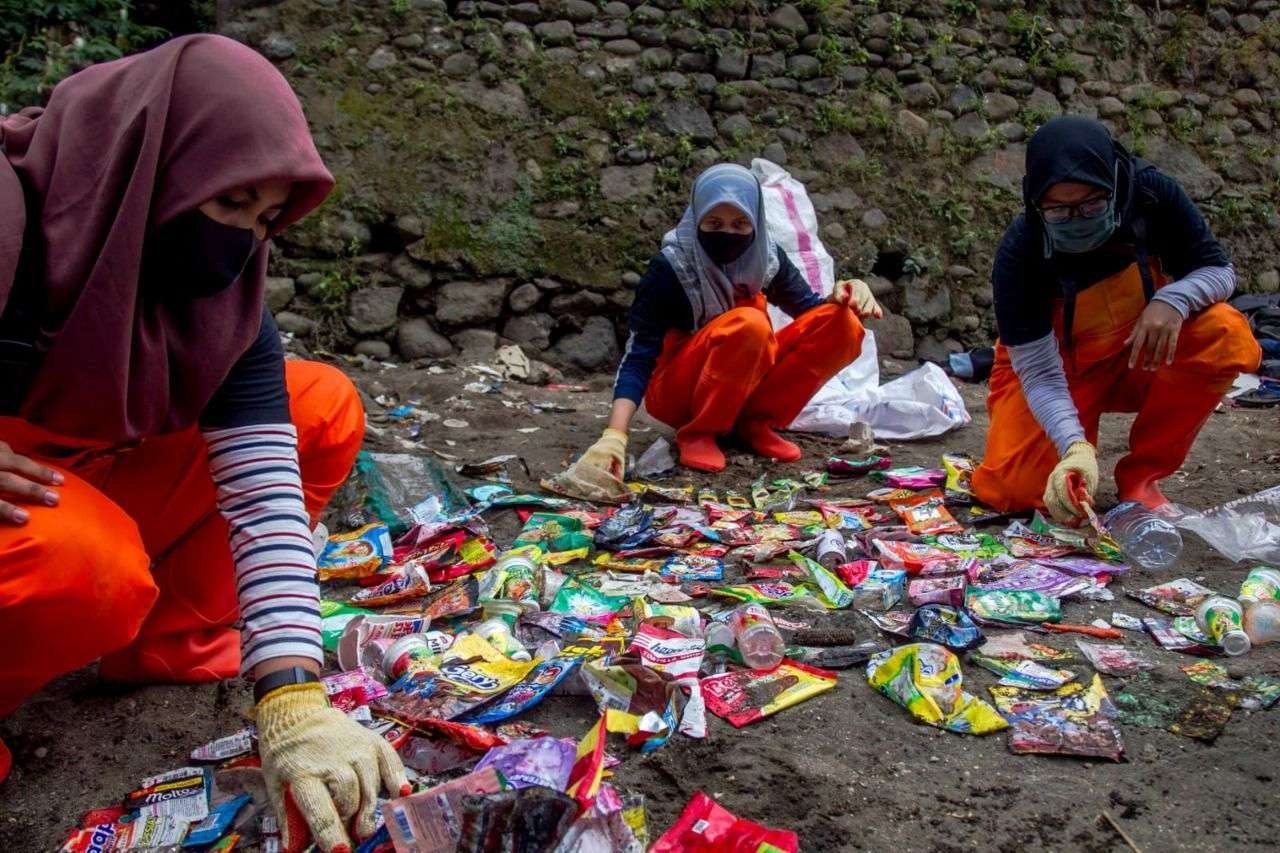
[790,362,971,440]
[751,158,969,440]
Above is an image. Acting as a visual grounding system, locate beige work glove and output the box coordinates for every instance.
[1043,440,1099,524]
[257,683,410,853]
[830,278,884,319]
[542,428,630,504]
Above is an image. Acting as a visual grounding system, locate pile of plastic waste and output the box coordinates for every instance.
[59,447,1280,851]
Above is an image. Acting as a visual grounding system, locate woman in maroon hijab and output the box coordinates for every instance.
[0,35,404,852]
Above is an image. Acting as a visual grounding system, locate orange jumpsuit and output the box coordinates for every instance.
[972,261,1261,512]
[0,360,363,718]
[644,294,864,440]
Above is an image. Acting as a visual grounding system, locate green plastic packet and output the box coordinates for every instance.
[549,580,630,621]
[964,587,1061,624]
[788,549,855,609]
[710,581,823,608]
[319,600,372,652]
[513,513,593,553]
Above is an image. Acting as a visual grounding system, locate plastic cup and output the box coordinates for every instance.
[1239,567,1280,603]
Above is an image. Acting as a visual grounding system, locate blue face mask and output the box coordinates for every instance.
[1042,195,1118,255]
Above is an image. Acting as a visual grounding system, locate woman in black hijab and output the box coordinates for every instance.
[971,116,1260,521]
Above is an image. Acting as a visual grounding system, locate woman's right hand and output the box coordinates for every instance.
[0,441,63,524]
[578,428,628,480]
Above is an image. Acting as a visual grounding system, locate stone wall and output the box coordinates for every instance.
[223,0,1280,370]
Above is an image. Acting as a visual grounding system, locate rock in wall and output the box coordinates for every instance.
[223,0,1280,369]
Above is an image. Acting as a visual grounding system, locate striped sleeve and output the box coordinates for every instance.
[203,423,323,673]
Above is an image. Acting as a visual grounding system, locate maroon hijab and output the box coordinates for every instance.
[0,34,333,443]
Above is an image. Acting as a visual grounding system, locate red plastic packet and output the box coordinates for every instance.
[650,791,799,853]
[835,560,874,587]
[889,490,963,535]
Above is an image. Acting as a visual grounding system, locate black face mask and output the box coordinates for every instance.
[697,228,754,265]
[144,209,261,299]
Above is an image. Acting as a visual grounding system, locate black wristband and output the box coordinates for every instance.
[253,666,320,704]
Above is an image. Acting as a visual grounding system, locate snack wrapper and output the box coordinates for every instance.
[890,491,963,535]
[631,623,707,738]
[350,565,431,608]
[473,737,576,791]
[461,652,592,725]
[701,659,837,728]
[318,522,393,581]
[710,582,821,608]
[1127,578,1218,617]
[650,792,798,853]
[908,573,967,607]
[942,452,976,502]
[850,568,906,610]
[865,643,1006,735]
[908,604,984,651]
[788,549,855,609]
[1074,639,1153,676]
[869,466,947,489]
[965,587,1061,625]
[872,539,957,574]
[989,674,1125,761]
[438,633,538,696]
[826,455,892,476]
[660,554,724,582]
[968,655,1076,690]
[549,581,630,622]
[925,532,1007,559]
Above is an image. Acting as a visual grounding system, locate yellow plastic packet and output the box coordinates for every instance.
[866,643,1007,735]
[544,546,591,566]
[438,633,537,695]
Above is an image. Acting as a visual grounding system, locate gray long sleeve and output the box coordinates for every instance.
[1151,264,1235,318]
[1008,333,1086,457]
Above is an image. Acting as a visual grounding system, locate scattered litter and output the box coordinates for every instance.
[989,675,1125,761]
[1075,639,1154,676]
[866,643,1007,735]
[1170,688,1240,741]
[635,437,678,478]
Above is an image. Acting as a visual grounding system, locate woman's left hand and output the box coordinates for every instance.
[1125,301,1183,370]
[830,279,883,319]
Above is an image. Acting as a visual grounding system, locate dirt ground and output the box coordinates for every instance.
[2,351,1278,852]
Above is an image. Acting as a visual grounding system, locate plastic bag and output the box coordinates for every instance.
[865,643,1007,735]
[356,451,470,535]
[650,791,798,853]
[1171,485,1280,563]
[790,363,971,441]
[634,437,677,479]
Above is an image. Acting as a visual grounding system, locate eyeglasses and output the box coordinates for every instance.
[1039,195,1110,224]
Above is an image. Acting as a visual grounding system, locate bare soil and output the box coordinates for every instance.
[3,355,1278,851]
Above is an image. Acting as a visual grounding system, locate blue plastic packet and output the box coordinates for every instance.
[460,654,584,725]
[182,794,250,847]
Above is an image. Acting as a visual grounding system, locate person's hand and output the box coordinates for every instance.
[257,683,410,853]
[829,279,883,319]
[1125,301,1183,370]
[578,428,627,480]
[1043,441,1099,523]
[0,440,62,524]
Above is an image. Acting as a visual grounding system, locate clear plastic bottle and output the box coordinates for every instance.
[704,620,736,657]
[730,603,785,670]
[1243,599,1280,646]
[815,529,847,570]
[1102,501,1182,570]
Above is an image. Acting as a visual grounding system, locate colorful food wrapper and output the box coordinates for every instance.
[473,737,576,791]
[124,767,211,822]
[835,559,873,588]
[514,513,592,552]
[826,454,892,477]
[461,654,586,725]
[861,609,915,638]
[580,658,684,752]
[788,550,856,609]
[908,604,985,651]
[908,573,967,607]
[438,633,538,696]
[710,582,822,608]
[594,553,667,574]
[773,510,825,527]
[965,587,1061,625]
[660,554,724,582]
[1143,617,1220,656]
[549,581,630,622]
[1039,556,1129,577]
[349,565,431,608]
[318,522,393,581]
[634,600,703,638]
[1110,612,1144,631]
[747,562,810,582]
[594,504,654,550]
[631,623,707,738]
[1170,688,1240,742]
[942,452,976,502]
[320,601,373,652]
[977,631,1074,662]
[384,768,505,852]
[970,560,1094,599]
[322,668,389,712]
[869,466,947,489]
[890,491,963,535]
[1074,639,1153,676]
[1181,661,1280,710]
[989,674,1124,761]
[925,532,1007,559]
[649,792,799,853]
[701,659,837,728]
[872,539,957,574]
[866,643,1007,735]
[969,655,1076,690]
[1127,578,1218,617]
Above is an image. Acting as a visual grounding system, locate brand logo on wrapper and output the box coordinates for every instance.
[87,824,116,853]
[440,664,501,692]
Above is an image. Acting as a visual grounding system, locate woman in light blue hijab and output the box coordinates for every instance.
[558,163,881,486]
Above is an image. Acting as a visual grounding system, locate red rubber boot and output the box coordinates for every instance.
[1115,379,1227,510]
[736,420,803,463]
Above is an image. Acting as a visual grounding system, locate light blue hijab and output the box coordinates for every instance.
[660,163,779,330]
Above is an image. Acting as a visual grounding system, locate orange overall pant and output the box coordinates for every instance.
[972,262,1261,513]
[645,295,864,440]
[0,360,363,717]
